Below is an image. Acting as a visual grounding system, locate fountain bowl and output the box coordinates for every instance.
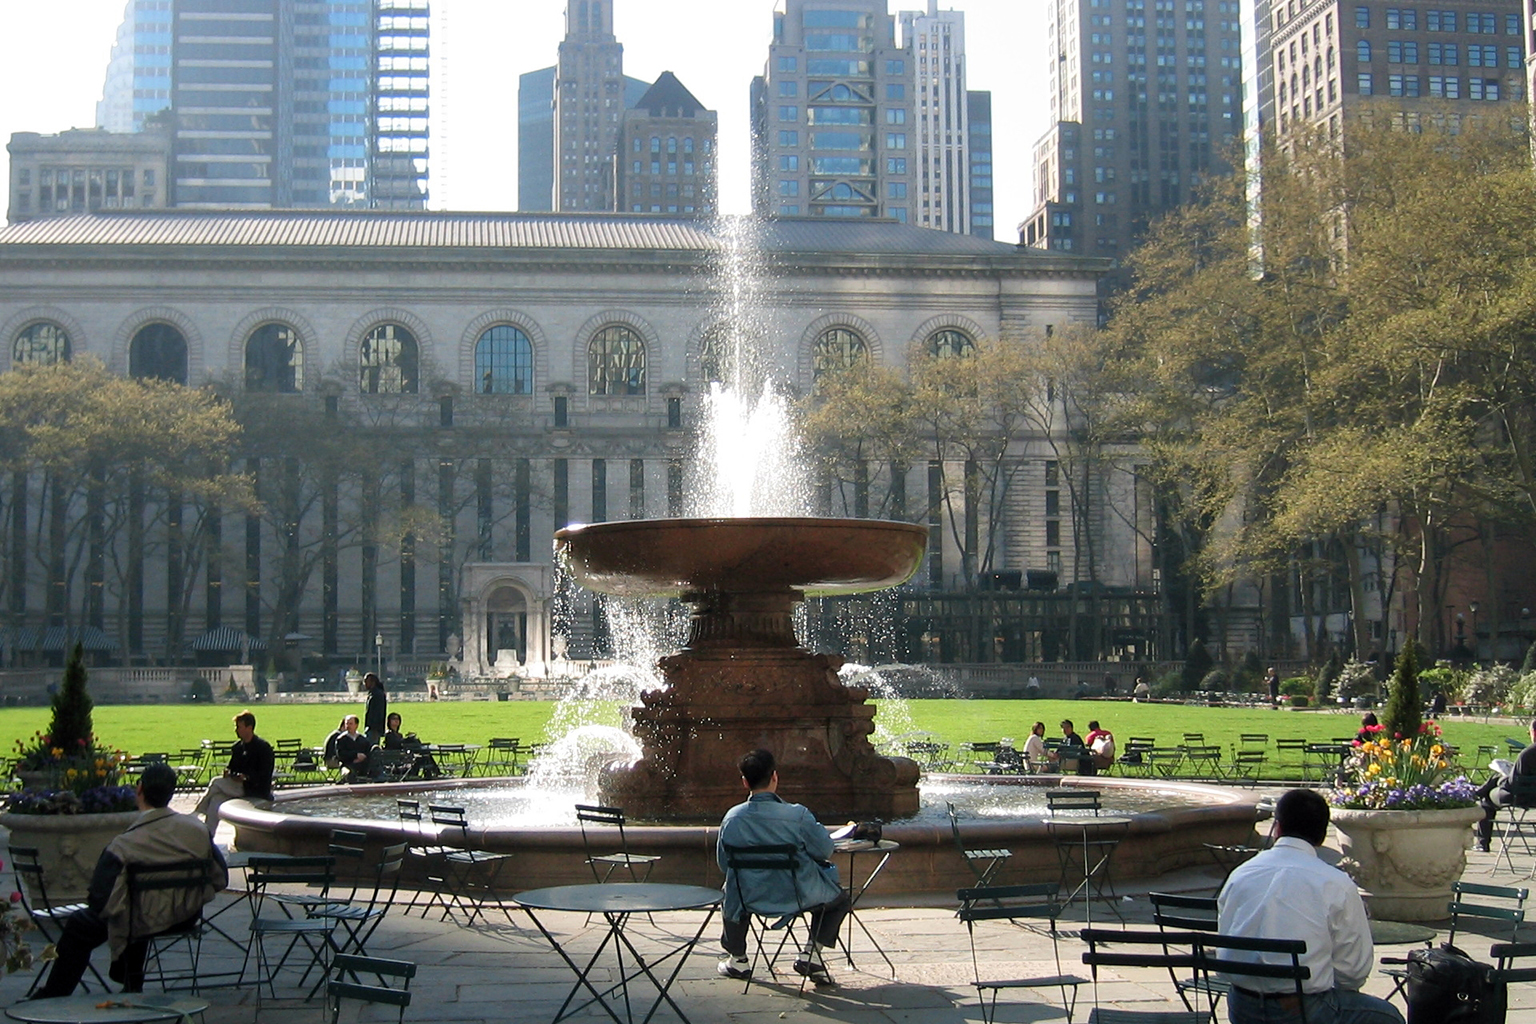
[554,517,928,598]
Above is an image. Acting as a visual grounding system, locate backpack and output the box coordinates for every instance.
[1405,943,1506,1024]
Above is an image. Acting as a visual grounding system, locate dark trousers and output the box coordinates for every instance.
[721,891,851,958]
[36,908,149,998]
[1478,776,1514,843]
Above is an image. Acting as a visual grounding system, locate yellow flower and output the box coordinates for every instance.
[1431,744,1443,756]
[1367,764,1381,775]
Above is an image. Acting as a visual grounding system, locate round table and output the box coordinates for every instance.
[833,838,900,973]
[1044,814,1133,923]
[514,883,721,1024]
[5,994,208,1024]
[1369,919,1438,945]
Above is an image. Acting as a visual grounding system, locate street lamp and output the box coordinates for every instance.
[374,633,384,679]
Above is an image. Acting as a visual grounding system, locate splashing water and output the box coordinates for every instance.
[692,382,813,518]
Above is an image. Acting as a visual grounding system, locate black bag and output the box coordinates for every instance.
[1405,943,1506,1024]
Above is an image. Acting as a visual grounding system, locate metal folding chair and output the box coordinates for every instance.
[948,800,1012,886]
[958,884,1086,1024]
[125,858,214,994]
[429,804,517,927]
[10,846,107,996]
[1149,892,1225,1012]
[575,804,661,883]
[309,843,408,960]
[721,842,813,993]
[1380,880,1527,1001]
[481,737,522,776]
[326,954,415,1024]
[246,854,338,1000]
[1493,777,1536,876]
[1079,927,1214,1024]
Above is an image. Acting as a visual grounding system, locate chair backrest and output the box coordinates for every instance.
[1079,927,1205,982]
[722,842,803,916]
[396,799,422,825]
[1448,880,1529,944]
[1509,776,1536,807]
[327,954,415,1024]
[1149,892,1219,932]
[575,804,636,880]
[1491,941,1536,985]
[1183,733,1205,745]
[274,738,303,751]
[1045,788,1101,815]
[1195,932,1310,1004]
[1239,734,1269,747]
[1275,738,1307,754]
[123,858,213,941]
[958,884,1067,976]
[247,854,335,911]
[8,846,54,914]
[429,804,470,847]
[1125,737,1156,750]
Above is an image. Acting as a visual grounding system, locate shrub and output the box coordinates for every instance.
[1507,672,1536,713]
[1335,660,1379,703]
[50,644,94,753]
[1280,676,1312,697]
[1382,641,1423,740]
[1464,664,1520,707]
[1289,695,1310,708]
[186,678,214,703]
[1523,641,1536,675]
[1235,650,1265,691]
[1200,668,1230,691]
[1151,670,1185,699]
[1315,650,1343,704]
[1182,640,1214,691]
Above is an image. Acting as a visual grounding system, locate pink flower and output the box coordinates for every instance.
[8,892,19,904]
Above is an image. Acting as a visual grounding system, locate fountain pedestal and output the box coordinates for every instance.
[556,518,927,822]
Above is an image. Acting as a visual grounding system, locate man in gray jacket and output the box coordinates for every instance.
[716,748,849,986]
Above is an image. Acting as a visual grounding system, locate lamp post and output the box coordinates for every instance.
[374,632,384,679]
[1446,604,1456,654]
[1469,601,1480,660]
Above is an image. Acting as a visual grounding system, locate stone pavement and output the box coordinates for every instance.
[3,831,1534,1023]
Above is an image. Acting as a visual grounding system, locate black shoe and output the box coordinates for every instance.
[793,959,835,986]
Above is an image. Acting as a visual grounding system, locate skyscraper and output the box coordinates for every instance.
[967,89,993,237]
[554,0,625,211]
[898,1,969,232]
[616,72,718,215]
[519,66,651,212]
[93,0,428,210]
[1020,0,1243,296]
[750,0,915,220]
[1265,0,1524,144]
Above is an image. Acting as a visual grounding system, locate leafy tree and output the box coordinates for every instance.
[1182,638,1214,690]
[1382,640,1423,740]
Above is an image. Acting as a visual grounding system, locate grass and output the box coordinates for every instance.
[1,697,1523,779]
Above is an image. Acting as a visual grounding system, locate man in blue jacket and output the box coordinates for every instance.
[716,748,849,987]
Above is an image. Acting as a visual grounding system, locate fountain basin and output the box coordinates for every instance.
[221,775,1260,897]
[554,517,928,598]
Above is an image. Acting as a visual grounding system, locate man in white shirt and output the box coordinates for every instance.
[1217,789,1403,1024]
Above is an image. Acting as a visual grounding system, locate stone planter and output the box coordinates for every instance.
[1331,804,1484,922]
[0,810,139,903]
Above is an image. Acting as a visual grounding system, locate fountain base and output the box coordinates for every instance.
[598,645,921,821]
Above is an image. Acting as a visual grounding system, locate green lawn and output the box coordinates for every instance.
[1,697,1524,780]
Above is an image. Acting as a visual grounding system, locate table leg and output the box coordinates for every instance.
[523,907,629,1024]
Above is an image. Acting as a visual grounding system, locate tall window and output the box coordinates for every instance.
[475,324,534,394]
[12,322,70,366]
[359,323,418,394]
[812,326,868,381]
[244,322,303,393]
[588,325,646,395]
[129,322,187,384]
[928,329,975,358]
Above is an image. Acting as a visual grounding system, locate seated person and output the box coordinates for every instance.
[322,715,348,770]
[35,763,228,997]
[1085,720,1116,770]
[381,711,441,779]
[1132,677,1151,701]
[1049,719,1094,776]
[1021,722,1049,773]
[334,714,376,782]
[716,749,849,987]
[1476,718,1536,852]
[192,709,275,836]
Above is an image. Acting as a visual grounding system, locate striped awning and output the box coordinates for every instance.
[190,626,268,653]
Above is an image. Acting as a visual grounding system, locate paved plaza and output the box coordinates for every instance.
[4,799,1535,1024]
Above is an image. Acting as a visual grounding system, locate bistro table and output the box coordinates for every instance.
[513,882,721,1024]
[5,995,209,1024]
[832,838,900,974]
[420,743,480,778]
[1044,814,1132,923]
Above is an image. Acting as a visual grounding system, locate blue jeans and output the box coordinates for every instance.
[1228,986,1404,1024]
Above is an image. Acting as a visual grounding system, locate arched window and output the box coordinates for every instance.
[699,327,729,385]
[812,327,868,381]
[244,322,303,393]
[359,323,418,394]
[928,329,975,358]
[12,322,71,366]
[129,322,188,384]
[588,325,646,395]
[475,324,534,394]
[1357,39,1370,62]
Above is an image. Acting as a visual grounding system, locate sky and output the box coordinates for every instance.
[1,0,1050,237]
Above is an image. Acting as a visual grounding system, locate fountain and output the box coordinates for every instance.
[555,516,926,820]
[221,216,1260,892]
